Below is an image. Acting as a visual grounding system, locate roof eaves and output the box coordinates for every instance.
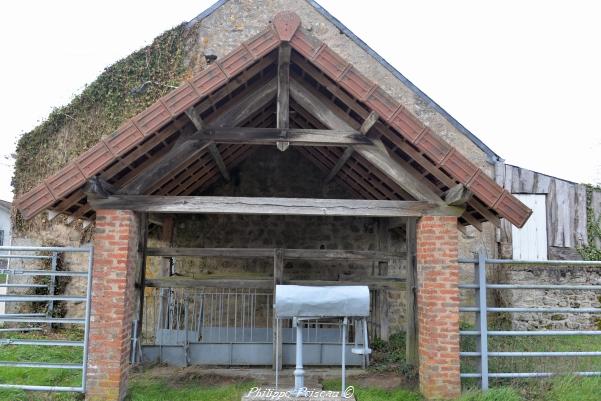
[306,0,502,164]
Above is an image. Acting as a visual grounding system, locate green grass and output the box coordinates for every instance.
[125,377,255,401]
[1,329,601,401]
[323,378,422,401]
[461,333,601,385]
[0,330,84,401]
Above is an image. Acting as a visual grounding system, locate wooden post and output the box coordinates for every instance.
[276,43,291,151]
[134,213,149,364]
[405,217,418,367]
[273,248,284,370]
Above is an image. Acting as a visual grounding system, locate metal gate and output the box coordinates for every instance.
[0,246,93,393]
[140,287,368,366]
[459,249,601,390]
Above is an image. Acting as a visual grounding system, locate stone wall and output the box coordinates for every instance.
[499,266,601,330]
[167,146,408,337]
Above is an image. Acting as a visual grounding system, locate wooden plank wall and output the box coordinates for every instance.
[495,162,589,259]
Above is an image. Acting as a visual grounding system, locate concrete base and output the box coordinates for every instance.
[242,387,356,401]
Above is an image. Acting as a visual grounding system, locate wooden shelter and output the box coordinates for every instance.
[14,11,531,401]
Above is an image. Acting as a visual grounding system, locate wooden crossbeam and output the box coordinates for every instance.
[198,127,373,146]
[324,111,378,183]
[289,78,448,205]
[88,195,464,217]
[185,107,230,181]
[276,44,291,151]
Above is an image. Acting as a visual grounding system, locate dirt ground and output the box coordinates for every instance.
[131,365,409,390]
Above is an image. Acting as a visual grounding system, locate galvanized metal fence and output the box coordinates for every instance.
[459,250,601,390]
[140,286,368,366]
[0,246,93,393]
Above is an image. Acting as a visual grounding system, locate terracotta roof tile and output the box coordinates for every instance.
[105,121,144,156]
[161,82,200,116]
[133,100,172,136]
[245,28,280,59]
[45,163,86,200]
[217,45,255,78]
[75,142,115,178]
[15,11,531,228]
[189,64,228,97]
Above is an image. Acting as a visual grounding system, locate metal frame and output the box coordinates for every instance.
[459,249,601,390]
[0,245,93,393]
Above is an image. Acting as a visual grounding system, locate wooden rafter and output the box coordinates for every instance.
[122,77,277,195]
[324,111,378,183]
[185,106,230,181]
[291,54,495,228]
[289,77,448,205]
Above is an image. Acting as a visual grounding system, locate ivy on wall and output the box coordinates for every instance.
[12,23,200,233]
[578,185,601,261]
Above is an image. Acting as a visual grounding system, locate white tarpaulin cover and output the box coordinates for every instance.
[275,285,370,318]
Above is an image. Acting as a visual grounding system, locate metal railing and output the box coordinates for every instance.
[459,249,601,390]
[0,246,93,393]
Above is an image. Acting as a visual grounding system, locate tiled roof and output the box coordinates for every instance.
[15,11,531,228]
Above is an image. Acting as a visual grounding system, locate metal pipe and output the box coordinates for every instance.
[0,295,86,302]
[0,339,83,347]
[461,372,601,379]
[0,255,52,259]
[461,330,601,336]
[461,351,601,357]
[0,316,84,324]
[81,247,94,392]
[459,284,601,290]
[0,284,48,288]
[292,317,305,396]
[0,361,82,369]
[0,384,83,392]
[0,246,91,252]
[0,270,87,277]
[460,307,601,313]
[0,328,43,333]
[459,258,601,266]
[341,317,347,399]
[476,250,489,390]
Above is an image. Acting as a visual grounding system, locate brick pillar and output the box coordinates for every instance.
[416,216,461,400]
[86,210,139,401]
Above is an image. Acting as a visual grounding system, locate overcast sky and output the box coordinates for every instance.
[0,0,599,202]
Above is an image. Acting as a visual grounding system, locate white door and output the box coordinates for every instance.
[511,194,548,260]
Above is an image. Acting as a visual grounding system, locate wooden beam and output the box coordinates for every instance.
[276,44,291,151]
[123,78,277,194]
[145,247,404,260]
[289,78,446,204]
[146,277,273,289]
[273,248,284,370]
[360,111,379,135]
[444,184,472,206]
[405,217,418,367]
[324,111,379,183]
[89,195,465,217]
[185,107,230,181]
[199,127,373,146]
[145,277,405,290]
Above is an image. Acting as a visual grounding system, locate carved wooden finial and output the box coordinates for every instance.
[273,11,301,41]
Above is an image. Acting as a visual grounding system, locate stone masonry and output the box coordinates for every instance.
[416,216,460,400]
[86,210,139,401]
